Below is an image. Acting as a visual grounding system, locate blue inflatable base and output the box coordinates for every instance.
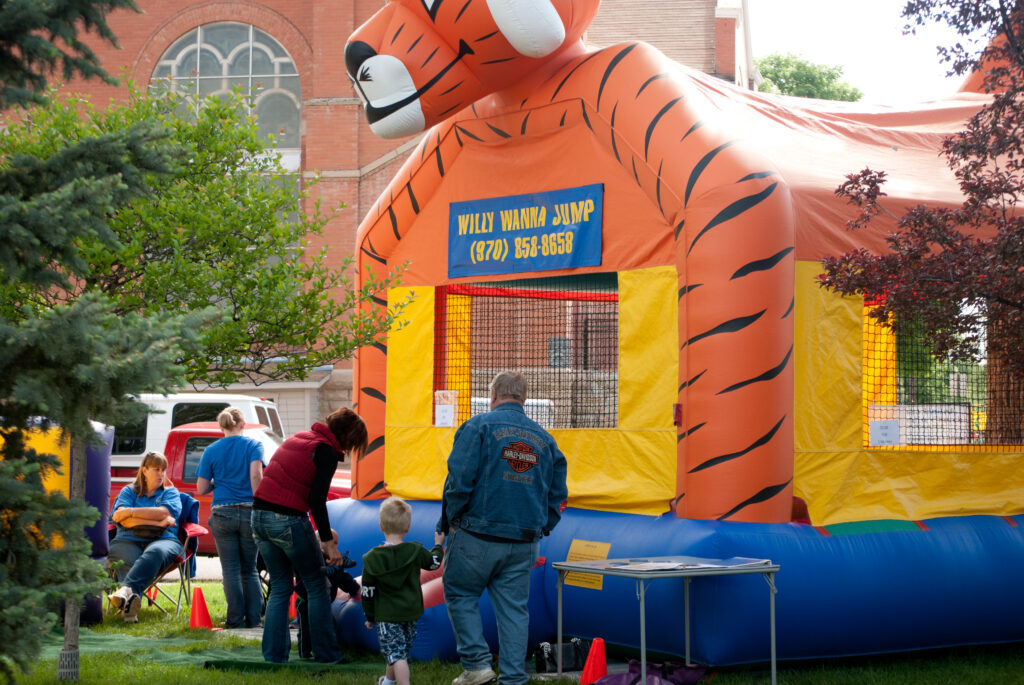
[328,499,1024,665]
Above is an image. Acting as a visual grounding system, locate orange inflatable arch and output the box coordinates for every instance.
[343,0,1022,526]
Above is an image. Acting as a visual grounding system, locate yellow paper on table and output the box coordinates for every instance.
[563,539,612,590]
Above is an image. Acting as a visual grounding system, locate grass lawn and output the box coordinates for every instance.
[21,580,1024,684]
[23,581,578,685]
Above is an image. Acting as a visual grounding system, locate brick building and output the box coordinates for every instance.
[66,0,751,434]
[588,0,753,87]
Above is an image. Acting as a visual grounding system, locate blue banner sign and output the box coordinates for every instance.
[448,183,603,278]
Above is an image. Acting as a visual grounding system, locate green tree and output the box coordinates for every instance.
[0,0,136,110]
[755,52,863,101]
[2,5,404,677]
[0,2,212,681]
[0,83,407,387]
[819,1,1024,443]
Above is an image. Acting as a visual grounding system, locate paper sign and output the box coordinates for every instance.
[869,419,900,446]
[564,539,612,590]
[434,404,455,427]
[434,390,458,427]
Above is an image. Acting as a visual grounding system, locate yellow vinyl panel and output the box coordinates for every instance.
[618,266,678,429]
[793,260,1024,524]
[385,425,456,501]
[1,427,72,548]
[0,427,72,496]
[793,260,863,455]
[385,286,434,427]
[384,286,451,495]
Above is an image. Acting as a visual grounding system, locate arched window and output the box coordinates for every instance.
[152,22,301,169]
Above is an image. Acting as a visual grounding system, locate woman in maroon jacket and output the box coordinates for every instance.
[251,407,367,663]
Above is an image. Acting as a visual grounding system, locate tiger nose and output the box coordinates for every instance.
[345,40,377,81]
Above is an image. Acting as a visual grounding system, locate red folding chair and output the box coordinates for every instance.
[145,492,208,616]
[107,492,208,617]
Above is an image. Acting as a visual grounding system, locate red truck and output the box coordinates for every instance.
[109,421,352,556]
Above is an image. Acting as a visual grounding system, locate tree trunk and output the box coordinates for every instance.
[57,434,87,682]
[985,316,1024,444]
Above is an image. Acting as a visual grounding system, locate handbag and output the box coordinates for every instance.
[122,523,168,539]
[533,638,590,673]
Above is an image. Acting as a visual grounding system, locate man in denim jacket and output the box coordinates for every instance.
[437,371,568,685]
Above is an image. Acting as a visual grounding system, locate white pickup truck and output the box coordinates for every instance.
[110,393,284,470]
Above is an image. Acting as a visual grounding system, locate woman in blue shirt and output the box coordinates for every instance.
[109,451,183,623]
[197,407,265,629]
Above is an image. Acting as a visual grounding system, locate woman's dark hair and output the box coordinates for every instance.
[325,407,368,460]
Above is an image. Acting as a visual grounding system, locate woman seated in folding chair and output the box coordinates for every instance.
[108,451,183,623]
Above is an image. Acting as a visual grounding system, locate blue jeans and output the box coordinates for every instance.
[209,505,263,628]
[443,528,539,685]
[109,537,184,596]
[250,509,342,663]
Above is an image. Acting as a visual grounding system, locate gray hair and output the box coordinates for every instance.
[490,371,527,402]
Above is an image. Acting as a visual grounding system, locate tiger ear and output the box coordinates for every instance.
[486,0,566,58]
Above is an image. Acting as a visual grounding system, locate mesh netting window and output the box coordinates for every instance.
[434,274,619,428]
[863,307,1024,448]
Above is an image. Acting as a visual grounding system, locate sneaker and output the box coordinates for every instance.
[122,592,141,623]
[108,586,132,613]
[452,668,497,685]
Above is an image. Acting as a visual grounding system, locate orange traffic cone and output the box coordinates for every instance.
[289,592,298,621]
[189,587,213,629]
[580,637,607,685]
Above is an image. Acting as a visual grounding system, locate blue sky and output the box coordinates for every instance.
[747,0,967,103]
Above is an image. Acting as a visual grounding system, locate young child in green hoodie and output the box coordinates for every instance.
[362,496,445,685]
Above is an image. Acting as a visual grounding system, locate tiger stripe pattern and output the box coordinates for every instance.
[346,0,794,522]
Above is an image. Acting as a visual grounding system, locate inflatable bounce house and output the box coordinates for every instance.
[329,0,1024,665]
[5,422,114,624]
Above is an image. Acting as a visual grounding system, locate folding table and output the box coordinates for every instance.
[552,555,780,684]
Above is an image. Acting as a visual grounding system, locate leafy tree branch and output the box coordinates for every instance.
[820,0,1024,378]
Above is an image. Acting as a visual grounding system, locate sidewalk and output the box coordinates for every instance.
[194,555,223,581]
[193,558,286,642]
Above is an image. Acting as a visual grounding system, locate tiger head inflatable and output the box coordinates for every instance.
[345,0,601,138]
